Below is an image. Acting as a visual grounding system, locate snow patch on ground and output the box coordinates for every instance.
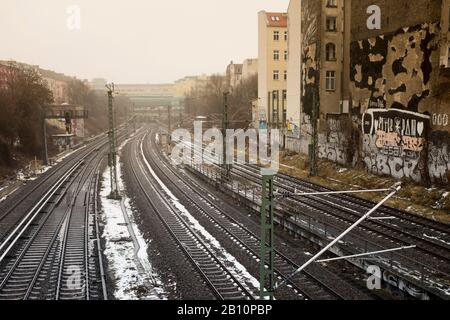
[140,142,261,295]
[100,141,166,300]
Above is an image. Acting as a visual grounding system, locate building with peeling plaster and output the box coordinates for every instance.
[286,0,349,156]
[349,0,450,185]
[284,0,450,185]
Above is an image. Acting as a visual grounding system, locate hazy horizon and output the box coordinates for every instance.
[0,0,289,84]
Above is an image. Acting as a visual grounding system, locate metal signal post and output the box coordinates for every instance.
[259,170,275,300]
[106,83,121,200]
[222,92,230,178]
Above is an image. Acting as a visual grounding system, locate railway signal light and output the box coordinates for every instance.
[106,83,121,200]
[259,169,276,300]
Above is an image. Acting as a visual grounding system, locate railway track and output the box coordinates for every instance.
[143,130,351,300]
[0,130,122,300]
[231,164,450,269]
[274,170,450,249]
[174,138,450,298]
[250,165,450,251]
[128,134,256,300]
[0,134,109,242]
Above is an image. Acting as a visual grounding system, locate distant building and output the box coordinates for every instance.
[284,0,450,185]
[347,0,450,185]
[174,75,210,97]
[242,58,258,80]
[0,60,87,138]
[115,83,177,109]
[90,78,107,92]
[285,0,348,154]
[39,69,72,104]
[225,61,243,90]
[257,11,288,129]
[286,0,302,136]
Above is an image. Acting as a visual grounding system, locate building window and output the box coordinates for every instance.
[326,71,336,91]
[284,50,288,60]
[273,50,280,61]
[273,31,279,41]
[273,70,279,81]
[326,0,337,7]
[284,31,288,41]
[326,43,336,61]
[284,70,287,80]
[326,17,337,32]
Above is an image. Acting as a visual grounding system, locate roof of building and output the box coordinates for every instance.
[265,12,287,27]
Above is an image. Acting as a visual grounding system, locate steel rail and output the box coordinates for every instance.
[129,134,255,300]
[145,131,347,300]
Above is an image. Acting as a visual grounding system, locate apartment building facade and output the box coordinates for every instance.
[285,0,347,155]
[174,75,210,98]
[282,0,450,185]
[257,11,288,129]
[242,58,258,80]
[225,61,243,90]
[348,0,450,184]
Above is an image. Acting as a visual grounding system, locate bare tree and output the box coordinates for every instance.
[0,63,53,157]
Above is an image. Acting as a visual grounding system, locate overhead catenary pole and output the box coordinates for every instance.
[272,91,276,130]
[267,91,271,129]
[276,90,280,129]
[259,170,275,300]
[106,83,121,200]
[133,103,136,133]
[42,108,49,166]
[222,92,230,178]
[167,104,172,134]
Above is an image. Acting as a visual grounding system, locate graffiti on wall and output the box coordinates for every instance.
[432,113,449,127]
[318,114,359,166]
[300,0,320,117]
[428,131,450,184]
[301,0,319,46]
[362,109,430,182]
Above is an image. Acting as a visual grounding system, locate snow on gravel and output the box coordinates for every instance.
[100,138,166,300]
[140,141,261,296]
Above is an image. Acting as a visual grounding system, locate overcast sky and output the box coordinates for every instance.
[0,0,289,84]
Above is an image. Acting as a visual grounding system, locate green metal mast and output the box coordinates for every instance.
[222,92,230,178]
[167,104,172,144]
[106,83,121,200]
[259,170,275,300]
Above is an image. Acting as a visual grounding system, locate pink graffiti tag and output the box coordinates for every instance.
[375,131,401,148]
[375,131,425,152]
[402,136,425,152]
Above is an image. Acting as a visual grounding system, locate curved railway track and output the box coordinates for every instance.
[249,165,450,256]
[174,138,450,298]
[128,134,256,300]
[143,130,351,300]
[0,134,109,242]
[275,170,450,236]
[0,130,121,300]
[231,164,450,270]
